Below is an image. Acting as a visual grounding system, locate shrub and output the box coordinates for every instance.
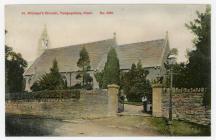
[121,61,151,102]
[11,90,81,100]
[30,59,66,91]
[70,83,82,89]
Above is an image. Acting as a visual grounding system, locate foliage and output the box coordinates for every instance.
[185,7,210,88]
[77,47,90,70]
[77,47,91,88]
[83,73,93,90]
[149,117,210,136]
[31,59,66,91]
[102,47,120,88]
[163,7,211,106]
[7,89,80,100]
[164,62,187,88]
[94,71,104,88]
[121,61,151,102]
[70,83,82,89]
[5,34,27,92]
[165,7,211,106]
[169,48,178,56]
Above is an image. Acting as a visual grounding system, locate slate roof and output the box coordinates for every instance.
[24,38,115,75]
[24,37,168,76]
[116,39,167,69]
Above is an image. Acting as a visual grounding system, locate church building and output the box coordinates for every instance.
[23,27,170,91]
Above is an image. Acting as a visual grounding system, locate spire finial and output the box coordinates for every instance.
[113,32,116,39]
[165,31,169,40]
[42,24,47,36]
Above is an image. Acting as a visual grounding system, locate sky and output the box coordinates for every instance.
[5,4,207,63]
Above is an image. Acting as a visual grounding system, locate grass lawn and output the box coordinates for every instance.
[148,117,211,136]
[91,115,210,136]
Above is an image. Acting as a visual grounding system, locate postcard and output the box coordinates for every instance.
[4,4,211,137]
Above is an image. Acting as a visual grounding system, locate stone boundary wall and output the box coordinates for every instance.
[161,88,210,125]
[6,86,119,120]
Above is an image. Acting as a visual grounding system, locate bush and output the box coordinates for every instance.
[95,71,104,88]
[203,88,211,108]
[10,90,80,100]
[121,61,151,102]
[30,59,66,91]
[70,83,82,89]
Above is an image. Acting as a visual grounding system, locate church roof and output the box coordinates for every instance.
[116,39,167,69]
[24,37,169,76]
[24,38,115,75]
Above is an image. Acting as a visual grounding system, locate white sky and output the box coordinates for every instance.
[5,4,207,63]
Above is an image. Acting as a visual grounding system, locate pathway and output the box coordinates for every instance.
[118,104,151,117]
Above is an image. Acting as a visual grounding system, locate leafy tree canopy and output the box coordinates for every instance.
[121,60,151,102]
[76,47,92,89]
[31,59,66,91]
[5,31,27,92]
[77,47,90,71]
[185,6,210,88]
[165,7,211,106]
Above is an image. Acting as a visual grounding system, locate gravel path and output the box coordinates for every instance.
[6,114,160,136]
[55,117,159,136]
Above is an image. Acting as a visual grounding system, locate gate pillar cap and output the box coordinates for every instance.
[152,83,163,88]
[107,84,119,89]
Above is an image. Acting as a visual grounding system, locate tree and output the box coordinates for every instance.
[77,47,91,87]
[185,7,211,106]
[83,73,93,90]
[172,63,188,88]
[166,7,211,106]
[5,30,27,92]
[95,71,104,88]
[102,47,120,88]
[31,59,65,91]
[185,6,211,88]
[121,61,151,102]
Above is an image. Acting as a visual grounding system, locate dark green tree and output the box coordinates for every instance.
[5,30,27,92]
[77,47,91,87]
[83,73,93,90]
[102,47,120,88]
[167,7,211,106]
[172,63,187,88]
[185,6,211,88]
[121,61,151,102]
[185,6,211,106]
[94,71,104,88]
[31,59,65,91]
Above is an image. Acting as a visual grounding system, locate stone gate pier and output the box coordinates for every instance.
[152,84,163,117]
[107,84,119,116]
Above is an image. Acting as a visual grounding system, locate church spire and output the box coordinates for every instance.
[165,30,169,41]
[113,32,116,40]
[113,32,117,46]
[38,25,49,56]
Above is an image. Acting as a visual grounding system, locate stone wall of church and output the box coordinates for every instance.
[24,71,100,92]
[61,71,99,89]
[61,72,81,87]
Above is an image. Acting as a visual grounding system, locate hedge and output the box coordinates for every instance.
[7,89,80,100]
